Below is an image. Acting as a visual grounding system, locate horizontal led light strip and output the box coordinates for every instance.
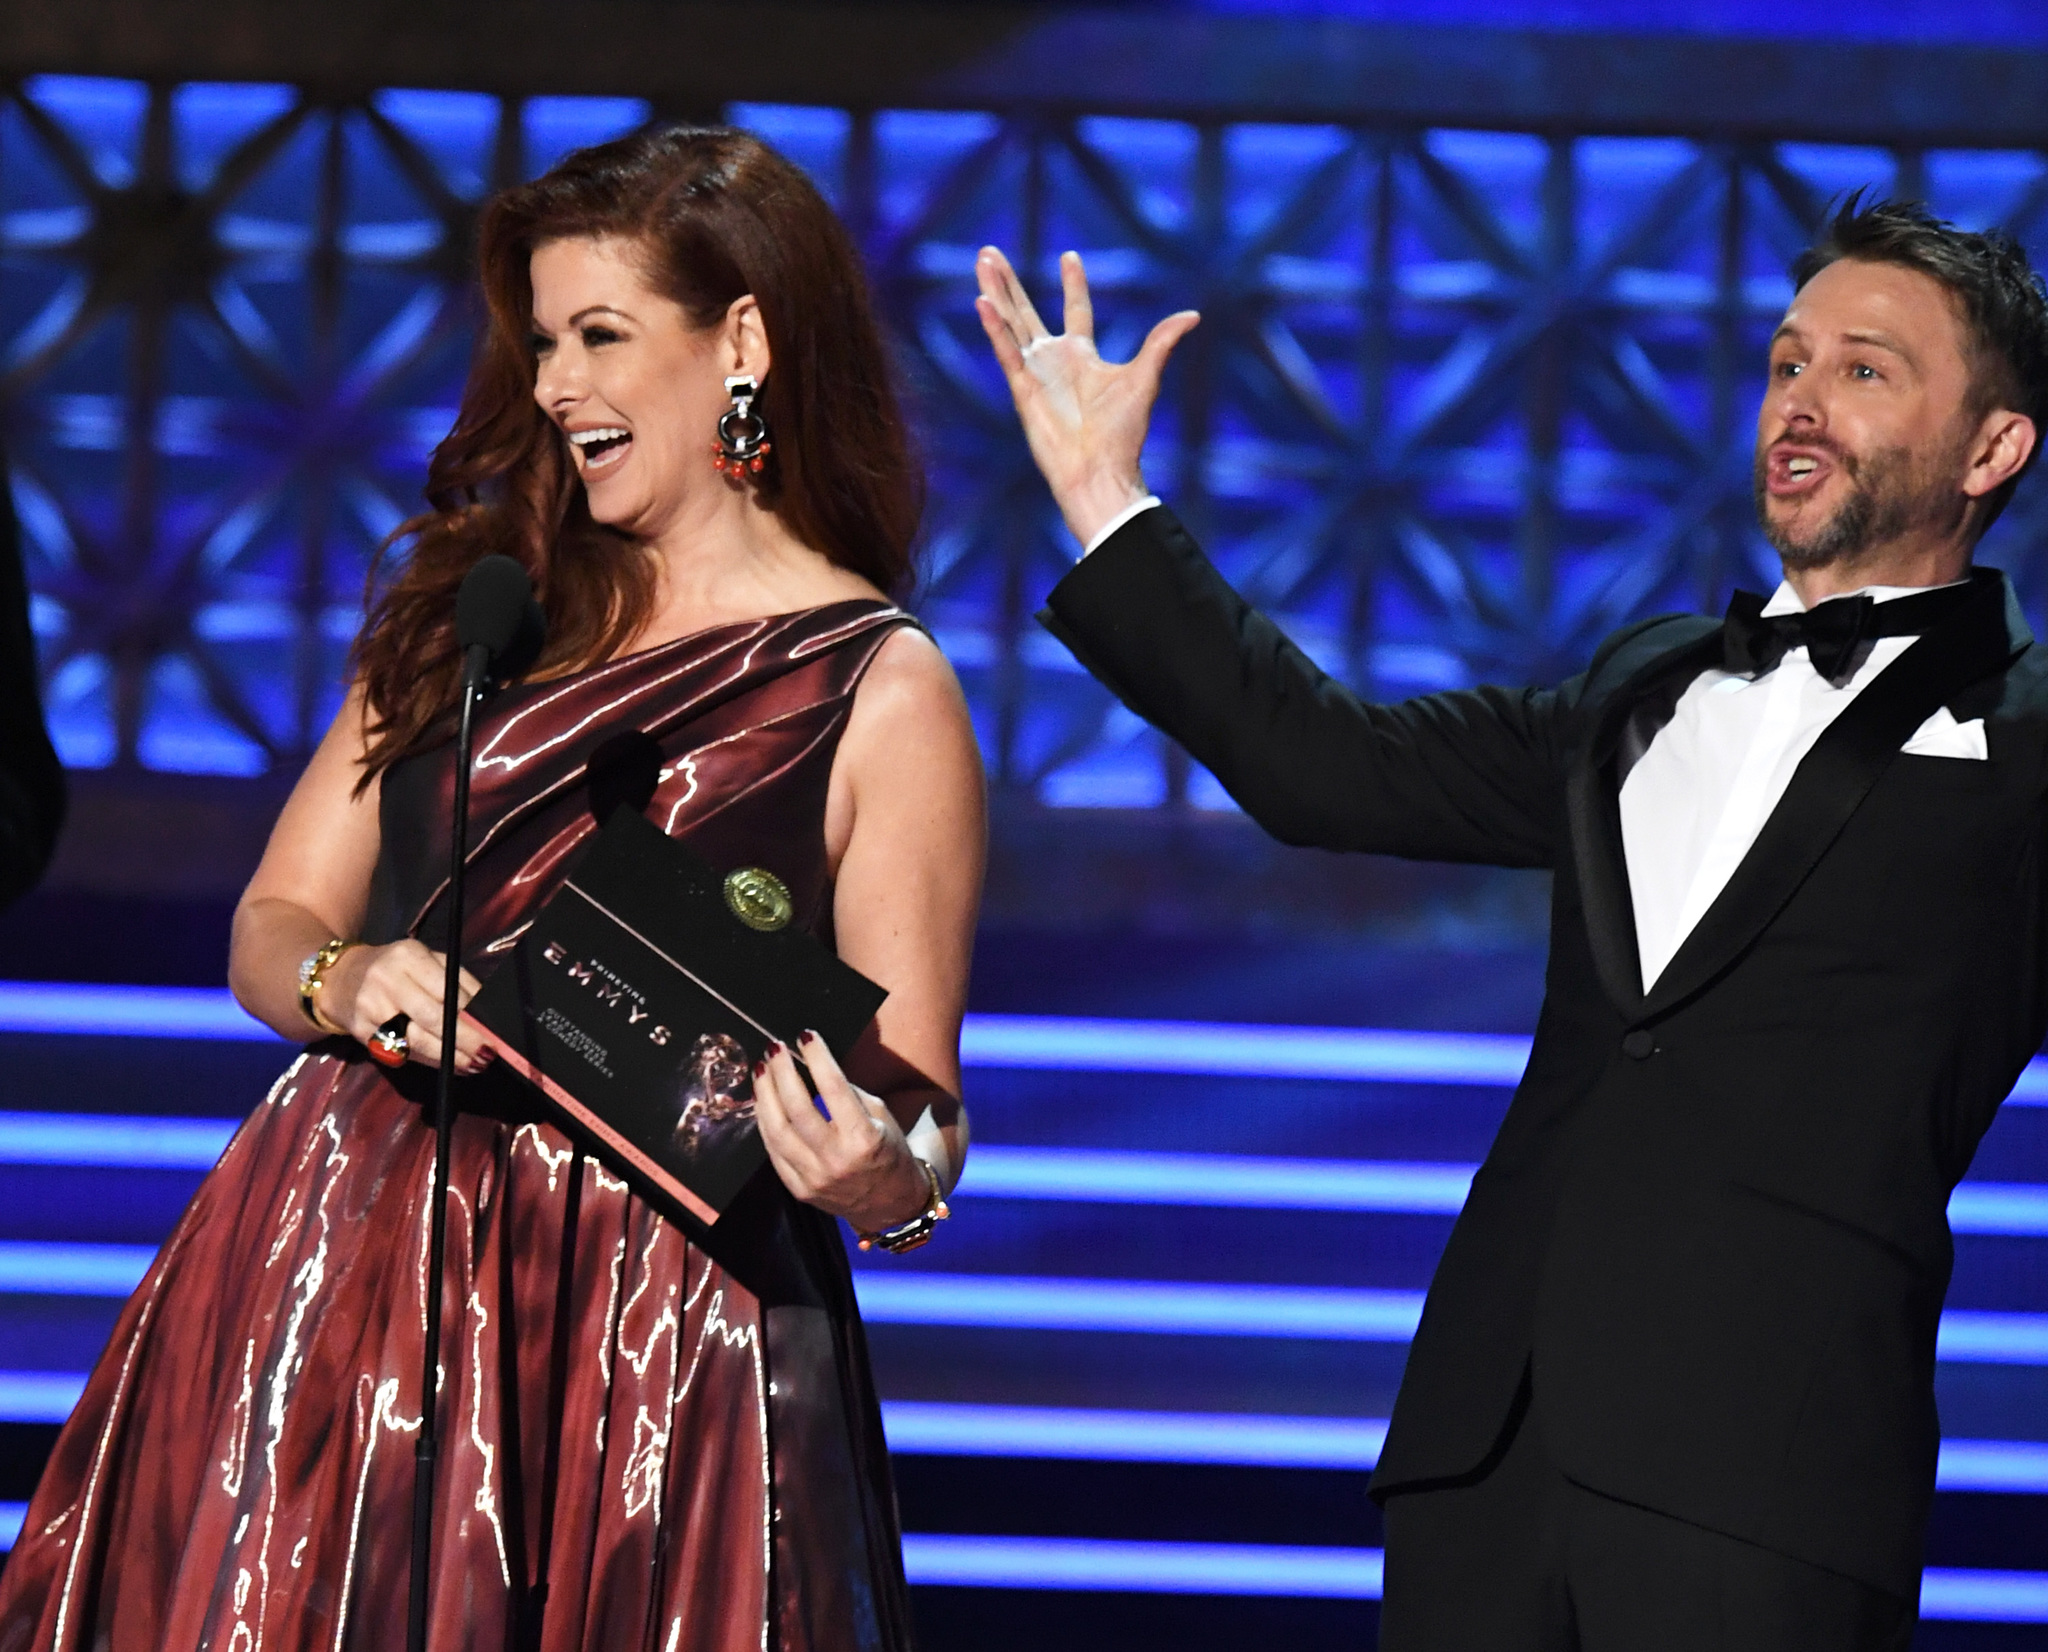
[964,1148,1479,1211]
[1921,1570,2048,1621]
[897,1537,2048,1620]
[0,1372,85,1422]
[4,1249,2045,1360]
[960,1149,2048,1235]
[903,1533,1382,1597]
[857,1275,1430,1339]
[6,983,2046,1104]
[0,1112,240,1168]
[0,1242,162,1294]
[886,1403,1396,1469]
[839,1275,2048,1365]
[6,1119,2045,1237]
[858,1276,2048,1362]
[0,984,277,1041]
[961,1017,1534,1084]
[878,1402,2048,1493]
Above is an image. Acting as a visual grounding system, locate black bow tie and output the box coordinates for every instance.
[1722,582,1977,684]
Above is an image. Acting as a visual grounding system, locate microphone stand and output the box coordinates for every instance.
[408,640,491,1652]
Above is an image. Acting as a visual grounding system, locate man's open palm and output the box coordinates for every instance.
[974,245,1199,546]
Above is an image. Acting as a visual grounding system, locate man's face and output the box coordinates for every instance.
[1754,258,1981,572]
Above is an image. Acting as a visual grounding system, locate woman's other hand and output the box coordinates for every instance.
[754,1031,929,1232]
[974,244,1198,548]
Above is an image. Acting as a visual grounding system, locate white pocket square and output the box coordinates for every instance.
[1901,707,1987,760]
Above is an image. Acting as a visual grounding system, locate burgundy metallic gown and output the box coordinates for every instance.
[0,601,922,1652]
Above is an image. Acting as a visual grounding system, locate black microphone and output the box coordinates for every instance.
[410,554,546,1652]
[455,553,545,688]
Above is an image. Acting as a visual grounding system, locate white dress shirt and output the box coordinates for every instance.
[1082,495,1164,556]
[1619,580,1985,991]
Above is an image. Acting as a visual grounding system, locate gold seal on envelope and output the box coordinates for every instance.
[723,866,794,932]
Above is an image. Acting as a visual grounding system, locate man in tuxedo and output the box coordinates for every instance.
[0,452,63,911]
[973,198,2048,1650]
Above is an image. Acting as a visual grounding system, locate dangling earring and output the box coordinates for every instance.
[712,375,773,479]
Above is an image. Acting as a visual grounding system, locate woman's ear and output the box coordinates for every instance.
[726,294,771,383]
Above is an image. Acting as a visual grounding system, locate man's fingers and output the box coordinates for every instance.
[1135,309,1201,378]
[975,296,1029,381]
[973,247,1029,343]
[983,245,1052,345]
[973,243,1014,303]
[1059,251,1095,344]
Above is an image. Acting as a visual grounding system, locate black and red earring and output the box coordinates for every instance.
[713,375,773,480]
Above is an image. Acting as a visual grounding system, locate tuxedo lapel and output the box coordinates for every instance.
[1566,620,1724,1018]
[1639,570,2027,1020]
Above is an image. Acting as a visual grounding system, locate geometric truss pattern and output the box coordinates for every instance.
[8,80,2048,809]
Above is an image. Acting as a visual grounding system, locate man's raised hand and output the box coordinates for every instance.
[974,246,1199,549]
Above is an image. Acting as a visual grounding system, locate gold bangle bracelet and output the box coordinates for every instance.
[297,937,359,1038]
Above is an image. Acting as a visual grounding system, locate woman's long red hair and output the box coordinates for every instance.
[349,125,922,785]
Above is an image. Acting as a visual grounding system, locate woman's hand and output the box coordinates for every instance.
[321,939,496,1075]
[973,245,1199,547]
[753,1031,931,1233]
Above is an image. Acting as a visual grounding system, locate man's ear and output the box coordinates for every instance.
[726,294,771,383]
[1963,407,2037,501]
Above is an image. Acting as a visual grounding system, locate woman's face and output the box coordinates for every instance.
[529,235,752,541]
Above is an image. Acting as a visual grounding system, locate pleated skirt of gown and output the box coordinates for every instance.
[0,1042,914,1652]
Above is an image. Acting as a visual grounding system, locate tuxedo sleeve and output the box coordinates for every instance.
[0,463,64,910]
[1041,505,1566,869]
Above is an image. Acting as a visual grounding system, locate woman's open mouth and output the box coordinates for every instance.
[569,426,632,474]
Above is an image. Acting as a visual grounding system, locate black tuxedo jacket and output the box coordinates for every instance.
[1042,505,2048,1597]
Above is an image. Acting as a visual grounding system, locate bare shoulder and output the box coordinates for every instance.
[853,622,969,721]
[836,623,983,809]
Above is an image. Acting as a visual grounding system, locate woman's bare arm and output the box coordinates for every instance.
[753,626,986,1232]
[230,685,493,1071]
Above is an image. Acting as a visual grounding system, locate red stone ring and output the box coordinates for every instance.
[367,1013,410,1069]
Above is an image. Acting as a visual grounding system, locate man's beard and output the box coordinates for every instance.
[1752,436,1968,573]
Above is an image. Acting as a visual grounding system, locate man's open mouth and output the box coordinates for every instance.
[1766,445,1837,497]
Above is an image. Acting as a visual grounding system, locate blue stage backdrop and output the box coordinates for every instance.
[7,77,2048,805]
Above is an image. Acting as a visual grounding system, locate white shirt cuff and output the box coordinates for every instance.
[1080,496,1163,558]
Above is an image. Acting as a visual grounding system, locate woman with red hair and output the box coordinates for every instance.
[0,126,984,1652]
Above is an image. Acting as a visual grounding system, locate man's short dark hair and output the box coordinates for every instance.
[1793,194,2048,533]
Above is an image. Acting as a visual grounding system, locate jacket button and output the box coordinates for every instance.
[1621,1029,1657,1061]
